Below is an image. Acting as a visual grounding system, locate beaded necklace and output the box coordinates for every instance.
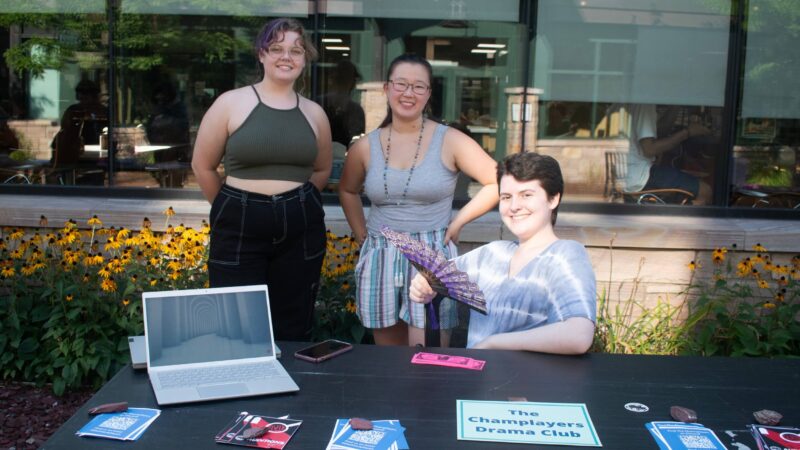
[382,119,425,205]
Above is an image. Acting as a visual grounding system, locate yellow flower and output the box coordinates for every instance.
[149,257,160,266]
[149,278,158,287]
[39,215,48,227]
[98,267,111,279]
[736,259,752,277]
[84,253,104,266]
[61,231,78,245]
[100,278,117,292]
[20,264,37,276]
[142,217,152,229]
[9,228,24,240]
[122,298,131,306]
[757,279,769,289]
[117,228,130,239]
[687,261,699,271]
[163,206,175,217]
[1,266,16,277]
[345,300,357,314]
[711,248,727,264]
[65,294,73,302]
[763,302,776,309]
[104,237,122,251]
[752,243,767,252]
[774,292,785,303]
[87,215,102,227]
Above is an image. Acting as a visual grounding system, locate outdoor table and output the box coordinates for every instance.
[41,342,800,449]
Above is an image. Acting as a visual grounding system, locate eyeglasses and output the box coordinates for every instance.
[388,80,430,95]
[266,45,306,59]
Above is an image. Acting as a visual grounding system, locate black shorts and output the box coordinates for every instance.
[644,165,700,197]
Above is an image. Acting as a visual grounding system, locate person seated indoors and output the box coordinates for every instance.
[409,152,596,354]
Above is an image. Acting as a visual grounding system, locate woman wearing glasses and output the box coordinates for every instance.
[339,54,499,346]
[192,18,332,341]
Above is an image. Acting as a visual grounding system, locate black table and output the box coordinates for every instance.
[42,343,800,449]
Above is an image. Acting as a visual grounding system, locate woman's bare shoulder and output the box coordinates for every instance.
[298,95,326,117]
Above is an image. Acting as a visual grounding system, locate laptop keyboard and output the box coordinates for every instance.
[157,362,280,389]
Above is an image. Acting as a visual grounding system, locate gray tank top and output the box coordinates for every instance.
[364,123,458,234]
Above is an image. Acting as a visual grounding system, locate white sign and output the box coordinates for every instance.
[457,400,602,446]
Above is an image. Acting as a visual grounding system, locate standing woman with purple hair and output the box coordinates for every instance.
[192,18,332,341]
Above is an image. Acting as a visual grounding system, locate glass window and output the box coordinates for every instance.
[532,0,732,206]
[111,2,311,189]
[314,13,526,200]
[731,1,800,209]
[1,7,109,186]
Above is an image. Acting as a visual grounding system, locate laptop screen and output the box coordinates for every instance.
[144,287,275,368]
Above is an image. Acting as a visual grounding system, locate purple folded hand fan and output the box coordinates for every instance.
[380,226,487,329]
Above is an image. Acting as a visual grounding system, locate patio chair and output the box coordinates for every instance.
[604,151,695,205]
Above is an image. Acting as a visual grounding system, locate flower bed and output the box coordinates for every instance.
[0,210,367,395]
[593,242,800,356]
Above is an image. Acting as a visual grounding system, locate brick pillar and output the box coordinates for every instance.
[505,87,542,154]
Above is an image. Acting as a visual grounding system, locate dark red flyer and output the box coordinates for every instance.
[215,412,302,449]
[750,424,800,450]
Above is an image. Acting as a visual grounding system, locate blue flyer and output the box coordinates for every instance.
[76,407,161,441]
[647,421,727,450]
[326,419,408,450]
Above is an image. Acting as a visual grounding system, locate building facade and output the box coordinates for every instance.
[0,0,798,214]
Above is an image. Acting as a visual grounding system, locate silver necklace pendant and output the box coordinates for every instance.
[382,119,425,204]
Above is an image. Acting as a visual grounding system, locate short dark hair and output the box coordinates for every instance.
[378,54,434,129]
[497,152,564,226]
[254,18,318,62]
[75,79,100,95]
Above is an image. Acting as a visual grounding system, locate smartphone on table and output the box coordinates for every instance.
[294,339,353,363]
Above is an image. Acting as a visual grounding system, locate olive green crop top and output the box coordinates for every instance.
[224,86,318,182]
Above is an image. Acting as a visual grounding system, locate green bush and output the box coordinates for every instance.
[0,217,372,394]
[683,245,800,357]
[592,257,691,355]
[312,231,371,344]
[0,213,209,394]
[593,243,800,357]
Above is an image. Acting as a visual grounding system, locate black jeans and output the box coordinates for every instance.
[208,182,326,341]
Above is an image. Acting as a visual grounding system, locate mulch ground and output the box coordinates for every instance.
[0,382,95,450]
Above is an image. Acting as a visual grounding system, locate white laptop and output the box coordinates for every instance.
[142,284,299,405]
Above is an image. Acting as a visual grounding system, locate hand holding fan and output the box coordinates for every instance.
[380,226,487,330]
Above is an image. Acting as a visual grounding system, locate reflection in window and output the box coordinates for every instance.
[539,101,623,139]
[732,1,800,209]
[530,0,731,205]
[0,10,109,186]
[111,12,262,189]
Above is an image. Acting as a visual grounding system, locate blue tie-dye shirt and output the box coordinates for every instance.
[455,239,596,348]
